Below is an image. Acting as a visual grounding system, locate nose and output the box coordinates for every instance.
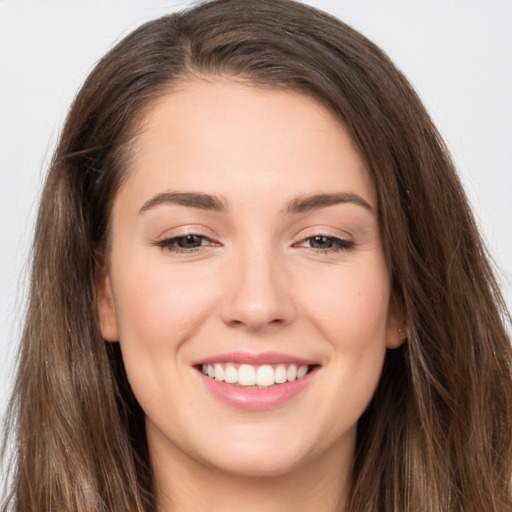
[220,246,296,332]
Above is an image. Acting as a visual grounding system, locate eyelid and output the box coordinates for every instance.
[152,226,221,255]
[156,233,215,245]
[154,223,218,240]
[292,226,353,242]
[294,235,354,250]
[291,226,355,253]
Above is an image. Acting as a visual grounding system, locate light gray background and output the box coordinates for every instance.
[1,1,511,425]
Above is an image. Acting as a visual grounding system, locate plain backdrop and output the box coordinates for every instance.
[1,0,511,425]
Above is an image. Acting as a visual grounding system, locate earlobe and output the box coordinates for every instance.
[96,267,119,342]
[386,327,407,349]
[385,294,407,349]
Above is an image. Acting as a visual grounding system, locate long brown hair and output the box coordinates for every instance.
[2,1,511,510]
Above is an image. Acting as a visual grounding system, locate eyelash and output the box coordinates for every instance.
[155,234,216,254]
[294,235,354,253]
[155,234,354,254]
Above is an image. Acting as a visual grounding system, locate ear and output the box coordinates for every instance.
[385,293,406,349]
[96,265,119,342]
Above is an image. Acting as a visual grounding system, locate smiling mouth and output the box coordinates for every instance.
[198,363,315,387]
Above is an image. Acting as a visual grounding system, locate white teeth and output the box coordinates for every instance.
[224,365,238,384]
[297,365,308,379]
[275,364,287,383]
[238,364,256,386]
[214,363,224,381]
[286,365,297,382]
[200,362,312,387]
[256,365,274,386]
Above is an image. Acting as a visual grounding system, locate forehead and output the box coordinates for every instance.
[118,78,376,211]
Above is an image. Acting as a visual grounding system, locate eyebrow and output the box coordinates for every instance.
[138,190,373,216]
[284,192,373,214]
[139,191,229,215]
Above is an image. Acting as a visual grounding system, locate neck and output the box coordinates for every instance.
[152,435,352,512]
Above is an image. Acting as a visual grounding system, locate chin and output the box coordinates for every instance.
[203,446,309,478]
[192,424,331,478]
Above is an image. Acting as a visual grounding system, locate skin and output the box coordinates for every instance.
[97,78,404,512]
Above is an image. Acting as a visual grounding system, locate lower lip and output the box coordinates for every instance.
[197,368,318,411]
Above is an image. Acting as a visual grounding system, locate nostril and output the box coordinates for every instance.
[227,316,286,330]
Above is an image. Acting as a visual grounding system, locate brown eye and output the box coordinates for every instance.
[298,235,354,252]
[156,234,213,253]
[308,236,335,249]
[176,235,205,249]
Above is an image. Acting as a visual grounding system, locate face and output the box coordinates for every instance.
[97,79,404,479]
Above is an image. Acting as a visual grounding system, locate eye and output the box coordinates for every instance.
[156,234,215,253]
[297,235,354,252]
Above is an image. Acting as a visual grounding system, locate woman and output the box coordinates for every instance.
[2,0,511,510]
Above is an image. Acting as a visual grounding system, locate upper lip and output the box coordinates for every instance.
[192,351,319,366]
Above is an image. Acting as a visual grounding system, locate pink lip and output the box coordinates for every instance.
[193,351,317,366]
[194,352,320,411]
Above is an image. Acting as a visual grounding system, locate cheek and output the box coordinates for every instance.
[302,260,391,346]
[300,263,390,434]
[110,260,221,414]
[113,258,219,347]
